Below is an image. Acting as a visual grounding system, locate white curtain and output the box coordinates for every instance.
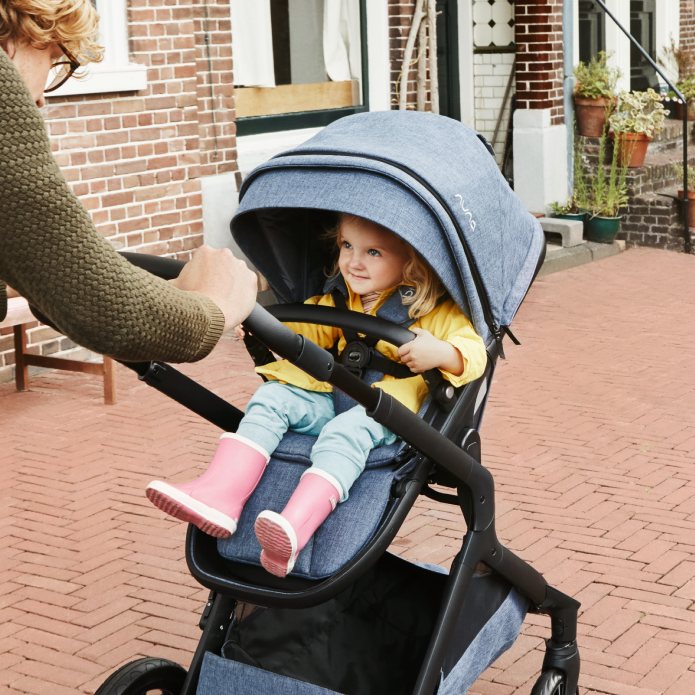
[230,0,276,88]
[323,0,361,82]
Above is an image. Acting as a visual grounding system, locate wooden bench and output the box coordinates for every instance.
[0,297,116,404]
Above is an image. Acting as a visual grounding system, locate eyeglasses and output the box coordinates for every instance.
[44,44,81,93]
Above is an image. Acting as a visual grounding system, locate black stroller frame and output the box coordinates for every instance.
[114,252,581,695]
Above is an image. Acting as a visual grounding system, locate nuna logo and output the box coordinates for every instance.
[455,194,476,232]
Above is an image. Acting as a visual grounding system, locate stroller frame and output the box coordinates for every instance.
[119,253,581,695]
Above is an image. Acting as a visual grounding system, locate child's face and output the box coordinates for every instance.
[338,217,409,295]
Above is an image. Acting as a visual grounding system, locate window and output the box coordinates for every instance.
[232,0,368,136]
[49,0,147,98]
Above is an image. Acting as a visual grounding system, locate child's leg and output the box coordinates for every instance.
[255,406,396,576]
[146,382,334,538]
[237,381,335,455]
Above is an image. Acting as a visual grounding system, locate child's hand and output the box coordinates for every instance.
[397,328,464,376]
[234,325,245,340]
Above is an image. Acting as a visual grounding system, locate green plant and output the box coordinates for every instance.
[574,51,622,100]
[659,36,695,81]
[573,132,591,211]
[609,89,667,137]
[666,75,695,107]
[589,127,630,218]
[549,198,577,215]
[672,162,695,190]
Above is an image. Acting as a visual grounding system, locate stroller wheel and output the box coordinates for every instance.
[94,657,187,695]
[530,668,572,695]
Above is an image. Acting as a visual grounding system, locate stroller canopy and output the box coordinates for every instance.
[231,111,544,344]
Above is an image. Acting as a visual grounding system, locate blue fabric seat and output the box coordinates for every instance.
[217,433,407,579]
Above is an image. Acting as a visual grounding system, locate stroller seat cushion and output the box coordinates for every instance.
[273,430,402,469]
[218,454,395,579]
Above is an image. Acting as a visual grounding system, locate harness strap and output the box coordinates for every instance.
[332,290,410,379]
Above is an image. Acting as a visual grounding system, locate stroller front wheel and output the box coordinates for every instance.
[94,657,187,695]
[530,668,574,695]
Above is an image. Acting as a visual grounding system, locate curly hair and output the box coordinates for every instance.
[324,213,446,320]
[0,0,103,64]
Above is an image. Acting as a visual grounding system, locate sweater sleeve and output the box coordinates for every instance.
[0,49,224,362]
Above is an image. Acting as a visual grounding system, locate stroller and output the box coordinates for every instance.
[101,111,580,695]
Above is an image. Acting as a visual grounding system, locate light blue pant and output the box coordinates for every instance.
[236,381,397,502]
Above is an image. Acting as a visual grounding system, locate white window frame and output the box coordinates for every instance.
[50,0,147,97]
[236,0,390,175]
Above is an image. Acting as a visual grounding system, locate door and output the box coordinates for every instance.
[630,0,657,91]
[436,0,460,120]
[578,0,606,64]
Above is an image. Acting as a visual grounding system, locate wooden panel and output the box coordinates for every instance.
[24,353,106,376]
[0,297,34,328]
[13,325,28,392]
[103,357,117,405]
[236,80,360,118]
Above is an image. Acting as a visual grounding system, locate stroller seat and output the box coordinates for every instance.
[218,433,413,579]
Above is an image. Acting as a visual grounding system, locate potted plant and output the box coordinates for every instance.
[608,89,667,168]
[549,198,584,222]
[664,75,695,120]
[586,126,630,243]
[574,52,621,137]
[660,37,695,119]
[672,162,695,228]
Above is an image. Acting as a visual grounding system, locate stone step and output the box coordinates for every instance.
[620,187,690,252]
[650,117,691,150]
[579,136,695,197]
[625,143,695,196]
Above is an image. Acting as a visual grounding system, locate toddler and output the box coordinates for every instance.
[146,214,486,577]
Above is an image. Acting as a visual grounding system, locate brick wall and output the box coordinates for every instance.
[681,0,695,58]
[474,53,515,166]
[388,0,433,109]
[0,0,238,384]
[515,0,564,125]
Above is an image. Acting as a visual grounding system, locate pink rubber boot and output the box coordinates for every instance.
[255,469,342,577]
[146,434,269,539]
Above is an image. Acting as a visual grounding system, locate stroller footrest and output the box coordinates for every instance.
[198,654,341,695]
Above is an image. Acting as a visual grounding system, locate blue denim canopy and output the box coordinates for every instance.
[231,111,545,345]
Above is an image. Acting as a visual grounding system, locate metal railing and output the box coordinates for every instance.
[594,0,691,253]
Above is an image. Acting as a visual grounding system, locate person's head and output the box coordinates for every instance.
[0,0,102,107]
[327,213,445,319]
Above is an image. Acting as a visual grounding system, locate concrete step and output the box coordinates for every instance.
[540,239,626,276]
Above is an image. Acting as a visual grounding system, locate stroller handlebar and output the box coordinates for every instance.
[266,304,415,348]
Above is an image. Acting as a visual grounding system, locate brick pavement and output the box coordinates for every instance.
[2,247,695,694]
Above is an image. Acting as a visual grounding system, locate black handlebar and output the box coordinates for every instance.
[267,305,415,348]
[120,251,186,280]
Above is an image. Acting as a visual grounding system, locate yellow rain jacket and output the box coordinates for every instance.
[257,284,488,414]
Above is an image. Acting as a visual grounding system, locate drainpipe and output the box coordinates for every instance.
[563,0,574,197]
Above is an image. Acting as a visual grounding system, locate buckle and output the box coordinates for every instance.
[342,340,370,377]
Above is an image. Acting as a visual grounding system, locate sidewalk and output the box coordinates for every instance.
[2,247,695,694]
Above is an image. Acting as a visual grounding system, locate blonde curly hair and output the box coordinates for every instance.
[325,213,446,320]
[0,0,103,64]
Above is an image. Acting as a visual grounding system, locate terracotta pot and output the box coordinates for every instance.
[677,190,695,228]
[672,101,695,121]
[574,96,615,137]
[611,131,652,168]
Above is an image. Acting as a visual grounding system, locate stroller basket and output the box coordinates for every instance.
[104,112,581,695]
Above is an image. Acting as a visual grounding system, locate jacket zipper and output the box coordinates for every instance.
[271,149,508,357]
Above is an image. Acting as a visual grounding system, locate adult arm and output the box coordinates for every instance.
[0,49,252,362]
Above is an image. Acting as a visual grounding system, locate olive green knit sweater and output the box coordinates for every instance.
[0,49,225,362]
